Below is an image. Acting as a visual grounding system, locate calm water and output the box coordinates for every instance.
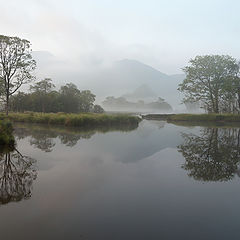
[1,120,240,240]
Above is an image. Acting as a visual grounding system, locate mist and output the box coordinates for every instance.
[1,0,239,113]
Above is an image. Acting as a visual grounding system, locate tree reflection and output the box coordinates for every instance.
[178,128,240,182]
[0,148,37,204]
[14,123,138,151]
[29,129,56,152]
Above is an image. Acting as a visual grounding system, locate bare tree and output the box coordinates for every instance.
[0,35,36,115]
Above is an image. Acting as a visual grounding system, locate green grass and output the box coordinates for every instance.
[0,119,15,146]
[1,112,141,128]
[143,113,240,124]
[167,113,240,122]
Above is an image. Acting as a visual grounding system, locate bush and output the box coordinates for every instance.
[0,120,15,146]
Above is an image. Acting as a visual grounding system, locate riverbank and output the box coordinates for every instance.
[0,120,15,146]
[142,113,240,123]
[2,112,141,127]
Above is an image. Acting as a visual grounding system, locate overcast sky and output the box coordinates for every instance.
[1,0,239,74]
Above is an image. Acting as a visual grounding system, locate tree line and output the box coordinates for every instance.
[102,96,172,111]
[0,34,103,114]
[179,55,240,113]
[9,78,104,113]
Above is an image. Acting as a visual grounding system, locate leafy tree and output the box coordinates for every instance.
[0,35,36,115]
[10,91,30,112]
[59,83,80,113]
[30,78,55,94]
[92,104,104,113]
[30,78,55,112]
[78,90,95,112]
[178,55,239,113]
[9,81,98,114]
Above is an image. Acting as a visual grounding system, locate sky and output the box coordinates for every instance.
[1,0,240,74]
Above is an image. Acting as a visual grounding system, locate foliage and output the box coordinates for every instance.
[10,80,103,114]
[166,113,240,122]
[92,104,104,113]
[3,112,141,128]
[178,55,240,113]
[0,35,36,115]
[0,119,15,145]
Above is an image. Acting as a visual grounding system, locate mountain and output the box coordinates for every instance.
[31,52,185,110]
[122,84,158,100]
[95,59,185,108]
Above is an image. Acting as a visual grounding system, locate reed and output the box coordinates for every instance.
[1,112,141,127]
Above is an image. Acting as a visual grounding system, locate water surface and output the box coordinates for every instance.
[1,120,240,240]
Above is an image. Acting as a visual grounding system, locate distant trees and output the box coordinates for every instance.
[92,104,104,113]
[0,35,36,115]
[102,96,172,112]
[30,78,55,112]
[10,79,104,114]
[179,55,240,113]
[58,83,82,113]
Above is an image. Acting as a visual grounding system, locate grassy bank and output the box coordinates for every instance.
[143,113,240,123]
[2,112,141,127]
[0,120,15,146]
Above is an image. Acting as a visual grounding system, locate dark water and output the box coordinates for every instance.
[1,120,240,240]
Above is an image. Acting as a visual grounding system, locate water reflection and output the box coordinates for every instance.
[14,123,138,152]
[178,128,240,182]
[0,147,37,205]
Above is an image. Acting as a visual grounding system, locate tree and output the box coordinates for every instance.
[0,35,36,115]
[30,78,55,112]
[92,104,104,113]
[78,90,96,112]
[59,83,80,113]
[10,91,30,112]
[30,78,55,94]
[178,55,239,113]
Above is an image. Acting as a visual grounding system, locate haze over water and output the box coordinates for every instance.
[1,121,240,240]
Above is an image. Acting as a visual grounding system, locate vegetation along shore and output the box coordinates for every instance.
[142,113,240,124]
[2,112,141,128]
[0,120,15,146]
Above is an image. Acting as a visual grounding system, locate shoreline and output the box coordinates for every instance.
[142,113,240,123]
[1,112,141,128]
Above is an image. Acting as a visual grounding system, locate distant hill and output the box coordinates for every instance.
[96,59,185,108]
[122,84,158,101]
[31,52,185,110]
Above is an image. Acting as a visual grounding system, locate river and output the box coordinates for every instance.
[0,120,240,240]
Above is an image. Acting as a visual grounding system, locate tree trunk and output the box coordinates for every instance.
[6,93,9,116]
